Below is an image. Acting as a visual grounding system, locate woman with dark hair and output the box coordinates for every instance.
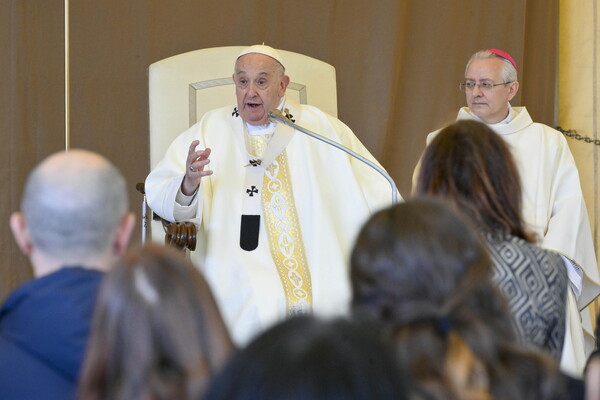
[203,315,418,400]
[77,244,233,400]
[415,120,568,362]
[351,198,572,400]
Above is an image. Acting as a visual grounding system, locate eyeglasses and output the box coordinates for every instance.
[459,81,513,92]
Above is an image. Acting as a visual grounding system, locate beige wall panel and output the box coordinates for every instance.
[0,2,65,301]
[558,0,600,328]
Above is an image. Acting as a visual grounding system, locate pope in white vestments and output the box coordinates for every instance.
[415,48,600,376]
[145,45,396,345]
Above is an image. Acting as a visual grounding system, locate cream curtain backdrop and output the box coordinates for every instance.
[1,1,559,301]
[559,0,600,336]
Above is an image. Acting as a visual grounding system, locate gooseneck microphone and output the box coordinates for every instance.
[268,109,399,205]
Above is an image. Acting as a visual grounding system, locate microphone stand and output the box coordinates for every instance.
[268,109,399,205]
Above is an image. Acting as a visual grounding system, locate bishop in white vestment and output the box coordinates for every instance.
[415,48,600,376]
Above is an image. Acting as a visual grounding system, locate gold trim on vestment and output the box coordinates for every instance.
[246,133,313,315]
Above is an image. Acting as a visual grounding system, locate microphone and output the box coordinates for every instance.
[268,109,399,205]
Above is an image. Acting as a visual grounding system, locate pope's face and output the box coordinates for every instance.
[465,58,518,124]
[233,53,289,126]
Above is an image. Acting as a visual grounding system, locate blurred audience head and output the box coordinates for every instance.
[351,198,562,400]
[10,149,135,275]
[351,197,507,333]
[203,315,418,400]
[78,244,233,400]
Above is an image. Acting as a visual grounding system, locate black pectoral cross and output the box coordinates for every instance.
[246,186,259,197]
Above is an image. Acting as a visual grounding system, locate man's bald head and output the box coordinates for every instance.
[20,150,129,262]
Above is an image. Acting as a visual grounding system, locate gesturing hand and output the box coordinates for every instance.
[182,140,212,195]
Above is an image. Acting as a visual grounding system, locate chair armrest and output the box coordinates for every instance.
[162,220,197,251]
[137,182,197,252]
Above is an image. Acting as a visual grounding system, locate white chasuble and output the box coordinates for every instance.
[145,97,396,345]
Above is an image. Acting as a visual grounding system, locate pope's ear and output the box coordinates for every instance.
[10,212,33,255]
[280,75,290,96]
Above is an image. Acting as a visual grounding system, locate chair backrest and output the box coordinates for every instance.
[148,46,338,169]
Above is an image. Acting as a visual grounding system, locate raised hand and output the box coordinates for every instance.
[182,140,212,195]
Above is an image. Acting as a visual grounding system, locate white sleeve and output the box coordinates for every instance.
[145,124,204,222]
[540,129,600,309]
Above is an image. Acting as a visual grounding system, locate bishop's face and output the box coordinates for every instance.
[465,57,518,124]
[233,53,290,126]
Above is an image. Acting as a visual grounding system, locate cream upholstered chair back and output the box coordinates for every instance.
[145,46,338,244]
[148,46,338,169]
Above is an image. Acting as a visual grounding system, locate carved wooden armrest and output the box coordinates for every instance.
[161,220,197,251]
[136,182,197,252]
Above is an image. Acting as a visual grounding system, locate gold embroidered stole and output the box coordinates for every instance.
[246,132,313,315]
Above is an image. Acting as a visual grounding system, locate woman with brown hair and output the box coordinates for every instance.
[77,244,233,400]
[351,198,572,400]
[203,315,419,400]
[414,119,568,361]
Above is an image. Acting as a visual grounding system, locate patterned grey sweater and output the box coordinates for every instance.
[483,231,568,360]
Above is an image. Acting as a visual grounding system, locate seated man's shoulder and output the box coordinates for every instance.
[0,335,74,400]
[0,268,101,399]
[509,118,570,154]
[296,103,333,123]
[425,127,443,145]
[487,233,563,268]
[173,104,237,143]
[531,120,565,139]
[202,104,239,123]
